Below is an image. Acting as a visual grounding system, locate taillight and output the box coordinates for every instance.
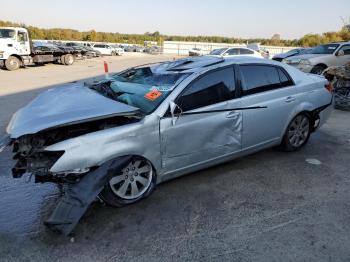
[325,83,333,93]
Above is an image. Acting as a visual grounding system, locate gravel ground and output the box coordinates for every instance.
[0,55,349,262]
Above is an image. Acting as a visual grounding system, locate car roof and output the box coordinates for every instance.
[149,56,280,74]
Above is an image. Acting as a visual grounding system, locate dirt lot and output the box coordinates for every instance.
[0,54,350,262]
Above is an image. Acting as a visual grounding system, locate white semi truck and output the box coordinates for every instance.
[0,27,76,71]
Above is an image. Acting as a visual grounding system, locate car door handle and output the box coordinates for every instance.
[226,111,240,119]
[285,96,296,103]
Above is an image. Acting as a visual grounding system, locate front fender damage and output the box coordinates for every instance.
[44,155,131,235]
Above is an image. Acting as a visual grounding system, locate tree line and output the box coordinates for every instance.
[1,20,349,47]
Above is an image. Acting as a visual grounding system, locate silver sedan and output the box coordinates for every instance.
[0,56,333,234]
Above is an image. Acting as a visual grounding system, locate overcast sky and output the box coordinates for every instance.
[0,0,349,39]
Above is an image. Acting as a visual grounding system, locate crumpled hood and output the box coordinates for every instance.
[7,82,139,138]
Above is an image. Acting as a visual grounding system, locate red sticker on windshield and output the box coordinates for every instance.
[144,90,162,101]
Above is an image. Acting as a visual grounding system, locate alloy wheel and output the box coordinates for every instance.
[109,159,153,200]
[288,115,310,147]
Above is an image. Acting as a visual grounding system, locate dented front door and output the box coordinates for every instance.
[160,100,242,172]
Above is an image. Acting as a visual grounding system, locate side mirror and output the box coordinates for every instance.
[169,101,181,126]
[336,50,344,57]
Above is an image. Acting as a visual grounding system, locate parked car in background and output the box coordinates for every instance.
[65,42,100,58]
[0,56,333,235]
[209,47,263,58]
[189,47,205,56]
[247,43,270,59]
[123,45,144,52]
[92,44,118,56]
[272,48,313,62]
[124,45,136,52]
[82,42,93,48]
[283,42,350,74]
[145,45,162,54]
[110,45,125,55]
[135,46,145,53]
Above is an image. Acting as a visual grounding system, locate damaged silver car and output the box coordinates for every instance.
[0,56,333,235]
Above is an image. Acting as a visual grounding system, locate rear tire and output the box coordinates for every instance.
[5,56,21,71]
[311,65,327,75]
[280,113,311,152]
[100,157,156,207]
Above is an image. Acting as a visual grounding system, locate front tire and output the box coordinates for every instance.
[100,157,156,207]
[64,54,74,65]
[5,56,21,71]
[280,113,311,151]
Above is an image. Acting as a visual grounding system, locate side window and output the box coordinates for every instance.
[239,48,254,55]
[339,45,350,55]
[17,31,27,42]
[177,67,236,112]
[225,48,239,56]
[278,68,294,87]
[240,65,281,95]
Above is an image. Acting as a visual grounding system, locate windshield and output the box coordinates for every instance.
[0,29,15,39]
[209,48,227,55]
[311,44,339,54]
[97,64,190,114]
[285,49,301,55]
[299,48,313,55]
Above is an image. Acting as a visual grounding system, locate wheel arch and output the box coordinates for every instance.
[312,63,328,71]
[8,54,24,62]
[280,103,319,142]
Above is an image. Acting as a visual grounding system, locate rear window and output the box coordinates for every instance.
[311,44,339,55]
[239,48,254,55]
[209,48,227,55]
[225,48,239,56]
